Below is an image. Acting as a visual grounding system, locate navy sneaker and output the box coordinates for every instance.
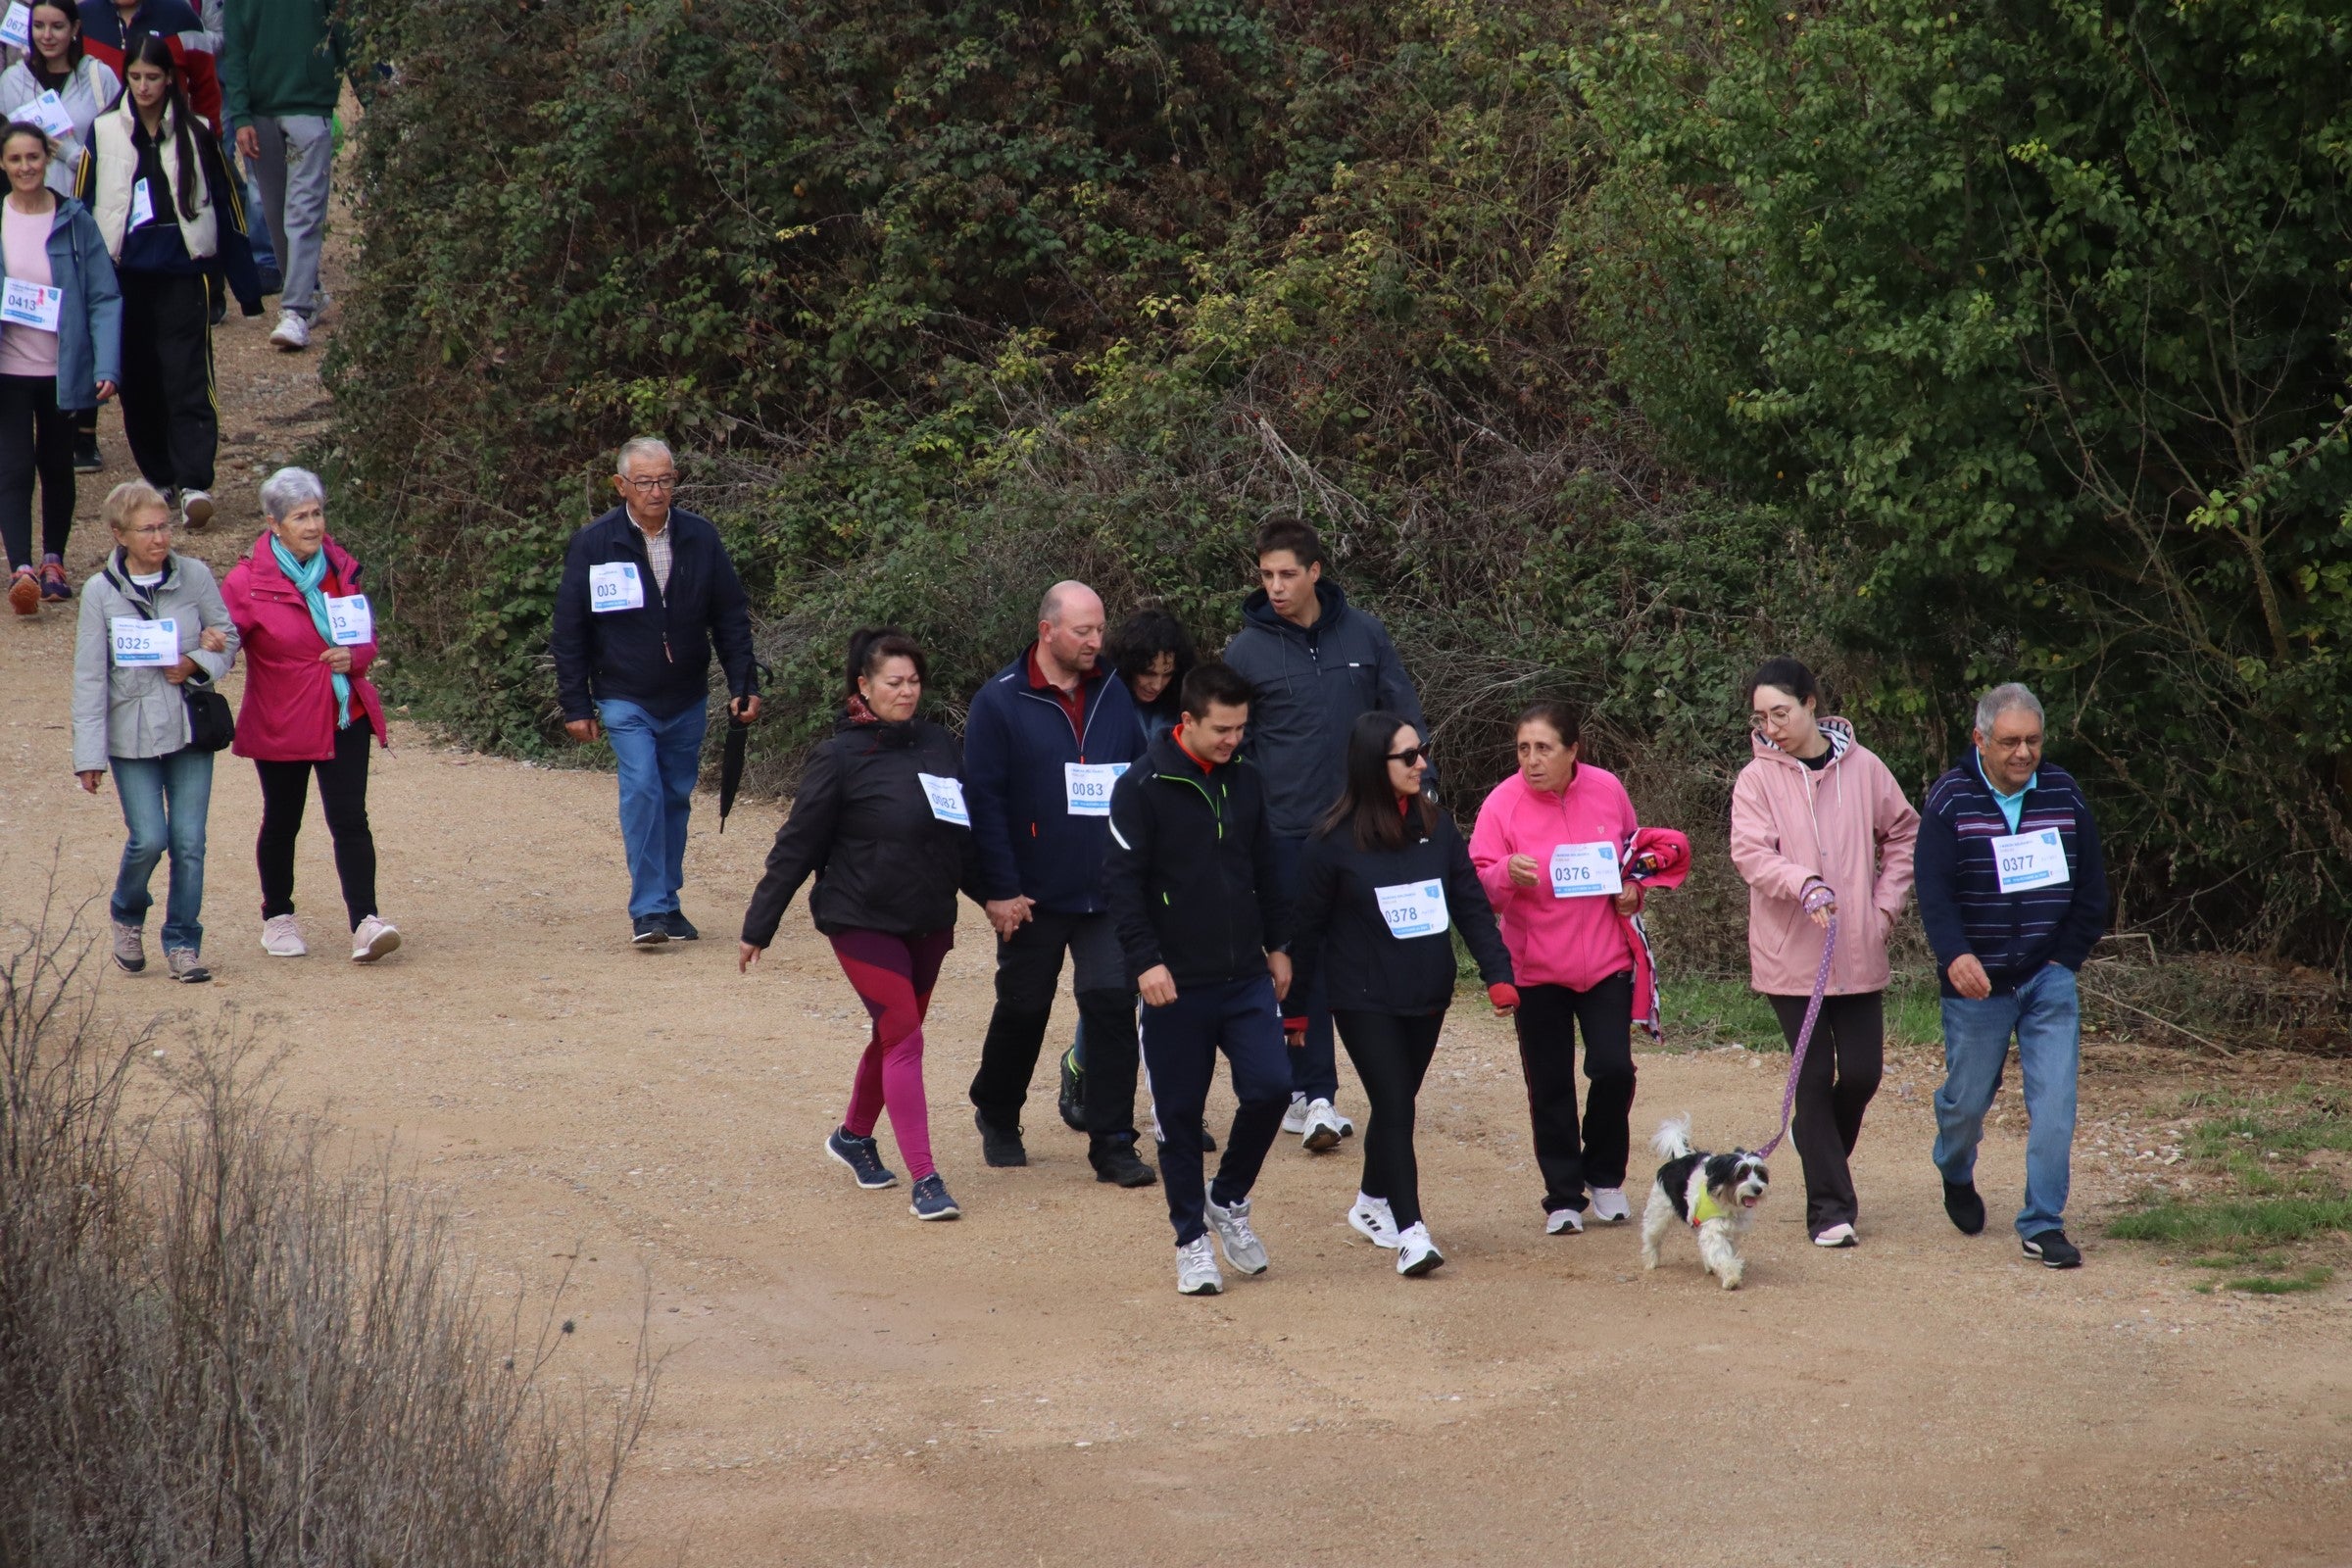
[2023,1229,2082,1269]
[663,910,700,941]
[630,915,668,948]
[825,1126,898,1190]
[908,1173,961,1221]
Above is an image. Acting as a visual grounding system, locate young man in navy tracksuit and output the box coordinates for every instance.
[1914,682,2108,1269]
[1104,661,1295,1296]
[961,580,1154,1186]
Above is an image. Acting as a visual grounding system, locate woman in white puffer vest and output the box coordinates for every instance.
[76,30,258,535]
[0,1,120,201]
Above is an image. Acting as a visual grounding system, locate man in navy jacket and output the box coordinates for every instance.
[1914,683,2107,1269]
[962,581,1154,1186]
[552,438,759,947]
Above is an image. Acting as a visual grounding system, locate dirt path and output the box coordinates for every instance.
[4,247,2351,1568]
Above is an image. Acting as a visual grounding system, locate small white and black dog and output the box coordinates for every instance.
[1641,1114,1771,1291]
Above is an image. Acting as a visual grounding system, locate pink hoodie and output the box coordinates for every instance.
[1469,763,1642,993]
[1728,717,1919,997]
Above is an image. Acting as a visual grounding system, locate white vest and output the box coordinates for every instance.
[85,101,216,264]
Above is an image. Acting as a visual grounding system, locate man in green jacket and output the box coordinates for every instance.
[220,0,347,353]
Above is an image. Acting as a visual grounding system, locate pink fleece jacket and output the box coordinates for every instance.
[1469,764,1642,993]
[220,531,388,763]
[1728,718,1919,997]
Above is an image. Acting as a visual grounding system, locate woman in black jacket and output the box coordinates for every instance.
[1289,710,1516,1277]
[739,629,986,1222]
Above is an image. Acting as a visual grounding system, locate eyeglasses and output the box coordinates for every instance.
[120,523,173,537]
[1387,745,1433,765]
[620,473,679,491]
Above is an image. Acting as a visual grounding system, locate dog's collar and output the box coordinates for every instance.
[1690,1189,1731,1227]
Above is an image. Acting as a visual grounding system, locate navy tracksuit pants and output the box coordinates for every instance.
[1140,973,1291,1246]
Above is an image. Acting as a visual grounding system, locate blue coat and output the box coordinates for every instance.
[36,198,121,413]
[1914,755,2108,997]
[550,505,759,721]
[962,649,1146,915]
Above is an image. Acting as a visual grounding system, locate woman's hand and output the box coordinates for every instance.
[163,654,197,684]
[1611,885,1643,916]
[199,626,226,654]
[1507,853,1540,888]
[738,941,762,974]
[320,646,353,674]
[76,769,103,794]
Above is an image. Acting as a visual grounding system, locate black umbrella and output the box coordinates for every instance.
[717,711,749,833]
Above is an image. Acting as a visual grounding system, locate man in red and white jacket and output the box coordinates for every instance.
[78,0,222,133]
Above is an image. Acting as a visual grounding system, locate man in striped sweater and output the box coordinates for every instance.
[1915,683,2108,1269]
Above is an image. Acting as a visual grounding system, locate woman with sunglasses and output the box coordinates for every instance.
[1287,711,1515,1277]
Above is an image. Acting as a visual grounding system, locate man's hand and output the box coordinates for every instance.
[1138,964,1178,1007]
[319,646,353,674]
[730,694,762,723]
[1267,950,1293,1003]
[985,897,1033,940]
[236,123,260,161]
[564,717,601,744]
[1507,853,1541,888]
[1947,953,1993,1001]
[76,769,103,794]
[738,941,762,973]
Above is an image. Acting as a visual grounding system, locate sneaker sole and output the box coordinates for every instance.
[1398,1250,1445,1278]
[113,955,145,974]
[631,931,668,948]
[170,969,212,984]
[1347,1210,1400,1249]
[911,1202,961,1220]
[1301,1125,1341,1153]
[1546,1217,1585,1236]
[1095,1166,1158,1188]
[1814,1233,1859,1249]
[1177,1278,1224,1296]
[824,1137,898,1190]
[182,498,215,529]
[352,929,401,963]
[2022,1244,2082,1269]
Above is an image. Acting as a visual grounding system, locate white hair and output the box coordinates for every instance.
[259,466,325,520]
[614,435,674,476]
[1975,682,2044,736]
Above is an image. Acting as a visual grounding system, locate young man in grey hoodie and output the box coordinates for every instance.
[1222,515,1429,1152]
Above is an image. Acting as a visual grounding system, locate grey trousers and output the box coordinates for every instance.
[248,114,331,318]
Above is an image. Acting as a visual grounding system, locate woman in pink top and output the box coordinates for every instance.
[1729,657,1918,1248]
[1469,701,1659,1236]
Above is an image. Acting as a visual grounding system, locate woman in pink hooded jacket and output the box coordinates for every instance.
[1729,658,1918,1249]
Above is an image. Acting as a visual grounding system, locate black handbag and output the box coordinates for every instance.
[181,671,235,753]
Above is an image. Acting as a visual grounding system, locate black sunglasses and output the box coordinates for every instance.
[1387,744,1433,765]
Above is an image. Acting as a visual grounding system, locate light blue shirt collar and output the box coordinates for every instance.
[1975,751,2036,833]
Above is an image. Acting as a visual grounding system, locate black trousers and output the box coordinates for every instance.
[254,720,377,929]
[1767,991,1885,1236]
[119,270,217,494]
[1514,971,1636,1213]
[1334,1008,1446,1229]
[0,372,74,568]
[968,909,1140,1150]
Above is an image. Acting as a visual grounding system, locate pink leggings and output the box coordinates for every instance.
[832,927,955,1181]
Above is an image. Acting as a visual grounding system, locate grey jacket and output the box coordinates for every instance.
[73,552,239,772]
[1223,579,1428,839]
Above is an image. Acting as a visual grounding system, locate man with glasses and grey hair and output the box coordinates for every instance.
[1914,682,2108,1268]
[552,436,760,947]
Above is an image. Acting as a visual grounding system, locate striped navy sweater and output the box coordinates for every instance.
[1915,756,2108,998]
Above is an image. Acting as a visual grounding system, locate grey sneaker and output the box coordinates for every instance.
[1175,1234,1224,1296]
[165,947,211,983]
[1203,1193,1268,1276]
[111,919,146,973]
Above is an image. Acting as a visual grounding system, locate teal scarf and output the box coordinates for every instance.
[270,537,352,728]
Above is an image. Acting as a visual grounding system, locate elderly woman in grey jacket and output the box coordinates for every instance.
[73,478,235,981]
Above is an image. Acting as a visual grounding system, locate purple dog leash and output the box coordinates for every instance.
[1754,884,1838,1159]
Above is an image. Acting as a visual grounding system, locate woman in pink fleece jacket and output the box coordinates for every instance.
[1729,658,1918,1249]
[1469,701,1666,1236]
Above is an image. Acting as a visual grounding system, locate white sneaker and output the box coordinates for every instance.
[1395,1221,1445,1277]
[1347,1192,1399,1249]
[1299,1098,1344,1153]
[260,913,308,956]
[1203,1193,1268,1275]
[270,309,311,350]
[1589,1186,1631,1224]
[351,914,401,962]
[179,489,214,530]
[1545,1206,1586,1236]
[1280,1093,1309,1135]
[1814,1223,1859,1249]
[1175,1234,1224,1296]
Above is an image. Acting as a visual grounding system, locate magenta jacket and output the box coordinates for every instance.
[220,530,387,762]
[1728,718,1918,997]
[1468,762,1644,993]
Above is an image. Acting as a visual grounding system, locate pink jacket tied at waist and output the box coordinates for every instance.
[220,530,389,762]
[1728,717,1919,997]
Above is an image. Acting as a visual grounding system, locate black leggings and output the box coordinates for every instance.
[1333,1009,1446,1230]
[1514,972,1637,1214]
[1767,991,1885,1235]
[0,372,74,569]
[254,719,377,929]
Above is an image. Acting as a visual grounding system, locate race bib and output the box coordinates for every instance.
[0,4,28,49]
[110,614,176,665]
[0,278,60,332]
[587,561,643,612]
[1063,760,1128,816]
[25,91,74,141]
[917,772,969,827]
[324,593,372,646]
[1374,879,1448,939]
[1989,828,2071,895]
[1548,841,1623,899]
[128,177,154,229]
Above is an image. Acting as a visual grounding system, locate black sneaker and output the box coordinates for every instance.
[1942,1179,1985,1236]
[974,1109,1027,1167]
[73,432,101,471]
[663,910,700,941]
[1092,1142,1158,1189]
[1056,1044,1085,1131]
[825,1125,898,1190]
[630,915,668,948]
[2022,1229,2082,1269]
[1200,1125,1217,1152]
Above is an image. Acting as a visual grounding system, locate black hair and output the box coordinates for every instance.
[1253,514,1324,571]
[1178,660,1251,720]
[0,122,51,163]
[25,0,83,81]
[1745,656,1819,710]
[845,626,926,697]
[1316,710,1434,853]
[1514,700,1582,750]
[1106,609,1198,718]
[122,32,202,222]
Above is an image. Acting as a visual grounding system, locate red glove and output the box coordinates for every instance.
[1283,1016,1308,1045]
[1488,983,1519,1016]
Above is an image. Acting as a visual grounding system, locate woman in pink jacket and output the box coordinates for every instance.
[1730,658,1918,1248]
[220,466,401,963]
[1469,702,1663,1236]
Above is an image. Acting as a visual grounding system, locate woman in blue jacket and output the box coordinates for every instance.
[0,118,117,613]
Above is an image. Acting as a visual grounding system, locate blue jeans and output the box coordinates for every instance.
[1267,833,1338,1103]
[1932,963,2081,1239]
[110,747,214,951]
[599,698,708,920]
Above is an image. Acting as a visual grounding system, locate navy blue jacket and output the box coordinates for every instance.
[962,649,1147,914]
[551,505,759,722]
[1915,755,2108,997]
